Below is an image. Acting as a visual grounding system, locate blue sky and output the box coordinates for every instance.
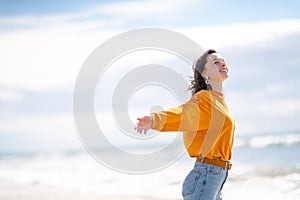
[0,0,108,16]
[1,0,300,25]
[0,0,298,18]
[0,0,300,154]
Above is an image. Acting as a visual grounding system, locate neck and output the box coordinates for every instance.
[209,80,223,93]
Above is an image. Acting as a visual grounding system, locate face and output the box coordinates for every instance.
[202,53,229,81]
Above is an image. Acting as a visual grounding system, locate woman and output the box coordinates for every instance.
[135,49,235,200]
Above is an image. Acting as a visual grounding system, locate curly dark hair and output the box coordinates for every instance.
[189,49,217,94]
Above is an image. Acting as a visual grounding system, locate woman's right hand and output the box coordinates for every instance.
[135,116,152,134]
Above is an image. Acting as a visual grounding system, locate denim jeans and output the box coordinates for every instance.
[182,162,228,200]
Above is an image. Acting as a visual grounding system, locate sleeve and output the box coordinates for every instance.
[150,93,208,132]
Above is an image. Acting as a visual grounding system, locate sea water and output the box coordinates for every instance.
[224,132,300,200]
[0,132,299,199]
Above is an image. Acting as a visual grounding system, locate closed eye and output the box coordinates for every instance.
[214,59,225,65]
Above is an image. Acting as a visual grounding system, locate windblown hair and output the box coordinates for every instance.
[189,49,217,94]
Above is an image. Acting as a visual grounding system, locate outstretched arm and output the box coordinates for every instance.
[134,92,208,134]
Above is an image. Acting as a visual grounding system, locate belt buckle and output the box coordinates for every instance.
[198,154,205,163]
[224,161,232,170]
[224,161,228,169]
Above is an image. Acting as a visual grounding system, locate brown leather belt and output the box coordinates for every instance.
[196,156,232,170]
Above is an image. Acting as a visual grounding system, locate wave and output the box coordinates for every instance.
[234,132,300,148]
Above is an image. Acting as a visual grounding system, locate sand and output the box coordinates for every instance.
[0,182,174,200]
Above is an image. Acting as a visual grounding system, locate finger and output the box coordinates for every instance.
[138,126,143,134]
[136,125,140,133]
[137,117,143,121]
[144,127,149,135]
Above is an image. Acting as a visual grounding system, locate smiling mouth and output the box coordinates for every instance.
[219,69,228,73]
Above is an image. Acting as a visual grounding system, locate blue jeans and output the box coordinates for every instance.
[182,162,228,200]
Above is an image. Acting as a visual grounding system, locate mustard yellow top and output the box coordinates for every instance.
[151,90,235,161]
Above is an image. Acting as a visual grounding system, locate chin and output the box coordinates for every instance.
[222,75,229,81]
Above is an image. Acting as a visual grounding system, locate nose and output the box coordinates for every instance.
[219,60,226,69]
[221,60,226,66]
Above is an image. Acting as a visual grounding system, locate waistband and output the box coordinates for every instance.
[196,156,232,170]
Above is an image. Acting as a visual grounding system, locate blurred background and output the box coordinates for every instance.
[0,0,300,199]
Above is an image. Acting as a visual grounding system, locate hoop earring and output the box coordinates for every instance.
[205,76,210,85]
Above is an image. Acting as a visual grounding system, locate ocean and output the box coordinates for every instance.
[0,131,299,200]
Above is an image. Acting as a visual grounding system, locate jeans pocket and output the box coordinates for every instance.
[208,165,223,175]
[182,170,201,197]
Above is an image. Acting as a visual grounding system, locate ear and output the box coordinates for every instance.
[201,68,207,77]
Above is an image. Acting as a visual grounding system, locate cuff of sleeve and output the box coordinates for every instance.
[150,112,166,131]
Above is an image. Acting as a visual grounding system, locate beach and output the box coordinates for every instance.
[1,132,300,200]
[1,169,299,200]
[0,183,169,200]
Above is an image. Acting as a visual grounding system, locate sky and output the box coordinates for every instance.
[1,0,300,154]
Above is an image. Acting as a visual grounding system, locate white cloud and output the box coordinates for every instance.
[0,25,121,90]
[1,15,300,91]
[0,113,75,135]
[0,88,22,102]
[258,99,300,116]
[180,19,300,49]
[95,0,204,20]
[0,0,299,92]
[0,113,82,152]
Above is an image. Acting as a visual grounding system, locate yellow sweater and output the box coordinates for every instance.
[151,90,235,161]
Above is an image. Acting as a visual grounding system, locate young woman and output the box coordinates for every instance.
[135,49,235,200]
